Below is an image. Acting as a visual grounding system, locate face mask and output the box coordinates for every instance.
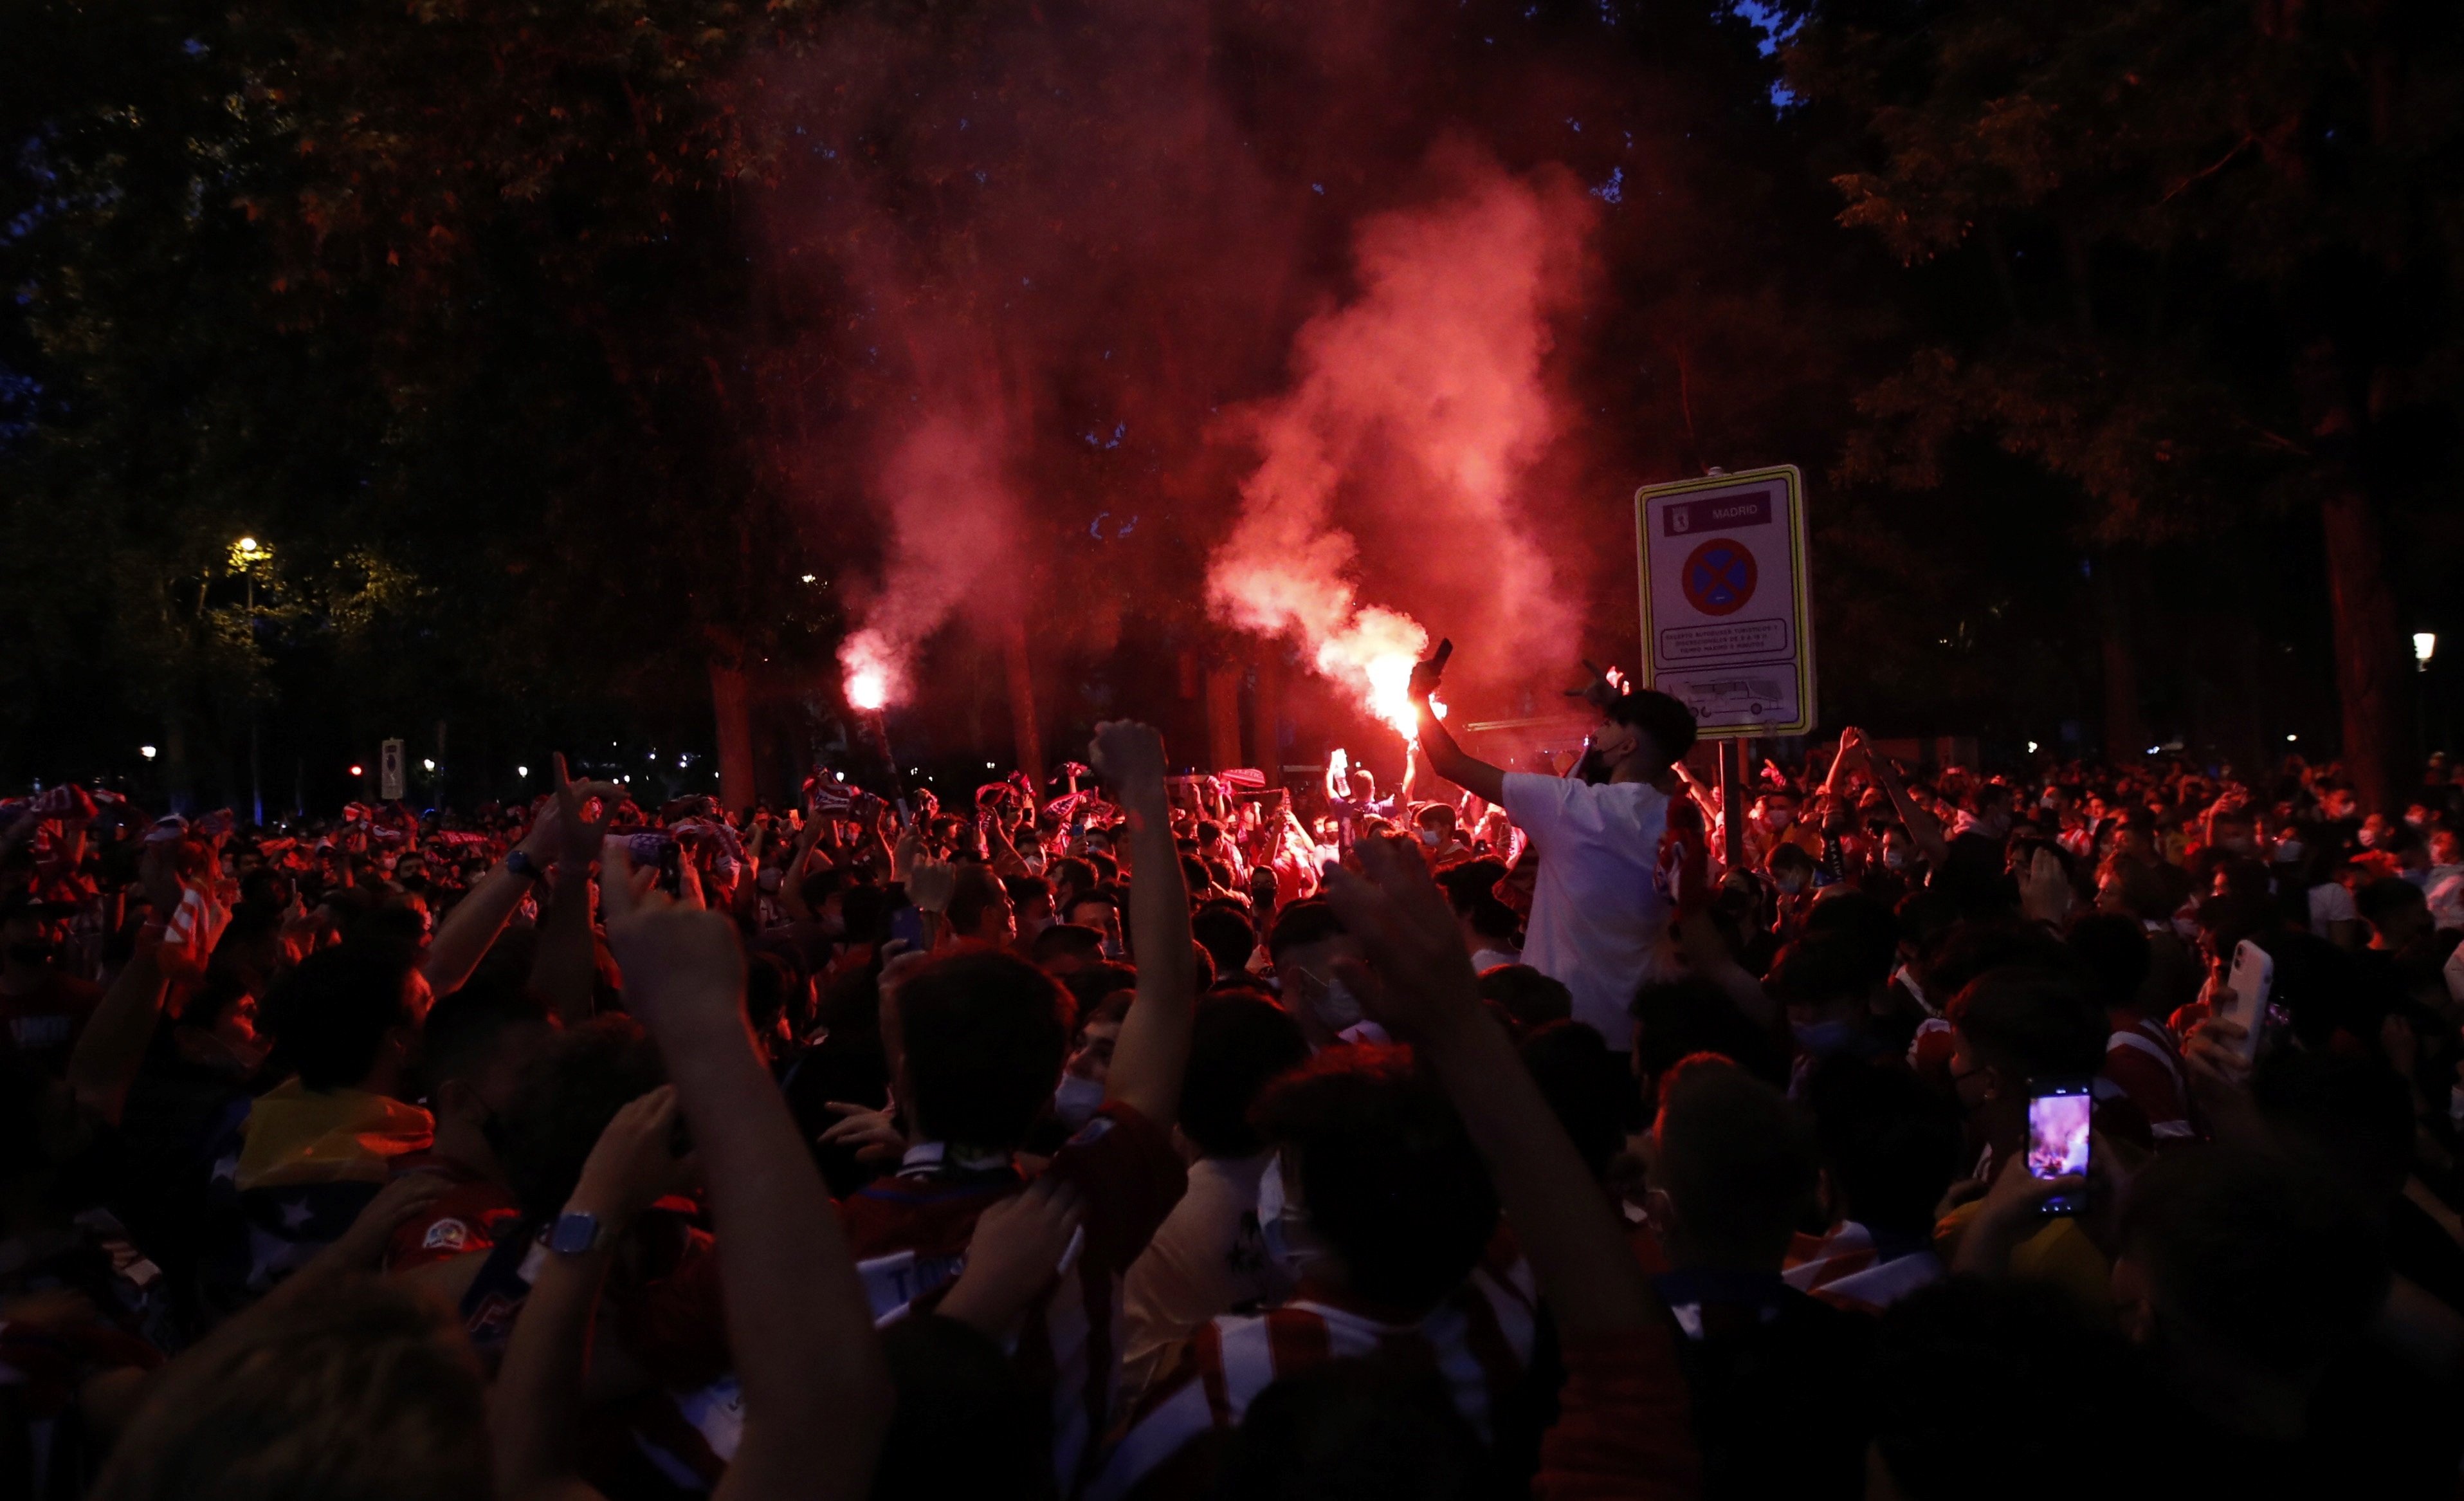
[2274,839,2303,863]
[1776,873,1807,895]
[1417,827,1443,848]
[1053,1073,1106,1131]
[1315,972,1364,1031]
[757,868,784,894]
[1883,848,1910,871]
[1791,1018,1858,1056]
[8,939,58,968]
[1256,1154,1322,1280]
[1766,811,1794,831]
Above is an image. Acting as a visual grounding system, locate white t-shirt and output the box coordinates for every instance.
[2424,865,2464,933]
[2308,880,2358,938]
[1499,772,1675,1047]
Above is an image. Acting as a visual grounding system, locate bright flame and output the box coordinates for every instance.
[841,629,897,711]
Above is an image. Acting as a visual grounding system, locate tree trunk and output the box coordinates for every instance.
[2319,486,2411,813]
[706,640,757,815]
[1248,648,1284,788]
[2092,548,2144,760]
[1003,611,1045,799]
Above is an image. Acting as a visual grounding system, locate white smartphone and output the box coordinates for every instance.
[2225,939,2273,1060]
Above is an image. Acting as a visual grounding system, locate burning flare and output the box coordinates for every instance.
[841,631,897,712]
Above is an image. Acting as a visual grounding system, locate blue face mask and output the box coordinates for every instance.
[1791,1019,1859,1057]
[1053,1073,1106,1131]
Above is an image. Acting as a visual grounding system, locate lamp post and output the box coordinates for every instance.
[232,536,271,827]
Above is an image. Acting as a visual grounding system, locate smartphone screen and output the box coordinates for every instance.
[2025,1081,2093,1216]
[2225,939,2273,1060]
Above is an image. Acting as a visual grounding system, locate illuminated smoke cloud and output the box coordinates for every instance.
[1208,147,1594,733]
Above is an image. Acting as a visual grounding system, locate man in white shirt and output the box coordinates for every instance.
[1407,646,1698,1047]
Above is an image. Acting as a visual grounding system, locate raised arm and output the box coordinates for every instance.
[68,847,179,1123]
[1407,645,1506,806]
[598,849,891,1501]
[1091,721,1195,1129]
[1863,736,1950,870]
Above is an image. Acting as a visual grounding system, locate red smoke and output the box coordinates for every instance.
[1209,147,1594,734]
[744,3,1624,735]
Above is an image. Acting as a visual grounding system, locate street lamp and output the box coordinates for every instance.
[2415,632,2437,672]
[140,744,158,760]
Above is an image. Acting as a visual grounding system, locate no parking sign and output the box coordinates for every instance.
[1634,465,1815,737]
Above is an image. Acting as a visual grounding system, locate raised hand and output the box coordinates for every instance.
[817,1102,905,1166]
[567,1085,697,1226]
[1090,720,1169,801]
[2020,847,2073,926]
[599,838,748,1040]
[1319,833,1483,1041]
[538,752,623,868]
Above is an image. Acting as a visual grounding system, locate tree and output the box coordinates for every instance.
[1784,0,2464,807]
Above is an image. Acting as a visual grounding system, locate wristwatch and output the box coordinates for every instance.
[547,1210,603,1255]
[506,848,549,883]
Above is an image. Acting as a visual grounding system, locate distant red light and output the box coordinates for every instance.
[349,764,365,778]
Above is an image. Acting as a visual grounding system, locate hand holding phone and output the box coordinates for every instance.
[2024,1080,2093,1217]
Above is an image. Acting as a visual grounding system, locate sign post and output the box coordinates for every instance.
[1636,465,1814,869]
[379,739,405,802]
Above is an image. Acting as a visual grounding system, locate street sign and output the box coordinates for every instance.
[379,739,405,801]
[1635,465,1815,738]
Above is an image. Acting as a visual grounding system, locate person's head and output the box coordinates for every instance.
[89,1275,488,1501]
[1253,1047,1498,1313]
[0,894,68,973]
[417,984,553,1177]
[266,939,433,1097]
[1003,874,1054,941]
[2355,876,2431,949]
[1178,993,1310,1159]
[873,1315,1055,1501]
[945,864,1017,946]
[1764,840,1816,894]
[1212,1356,1493,1501]
[1629,975,1782,1109]
[1593,688,1698,782]
[1803,1058,1960,1239]
[1943,966,2106,1122]
[1649,1054,1816,1273]
[1191,900,1259,980]
[1868,1278,2146,1501]
[1519,1021,1635,1183]
[1878,821,1921,871]
[1064,889,1124,957]
[887,950,1074,1153]
[1266,899,1362,1047]
[2061,910,2153,1018]
[2251,1049,2415,1208]
[1046,855,1097,913]
[2115,1146,2387,1409]
[497,1015,668,1223]
[2317,781,2359,823]
[2208,807,2258,858]
[1764,928,1885,1056]
[1474,964,1572,1036]
[1028,921,1106,976]
[2431,827,2461,868]
[1411,804,1457,851]
[1753,789,1800,833]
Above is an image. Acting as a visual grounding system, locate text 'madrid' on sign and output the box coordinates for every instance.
[1634,465,1815,739]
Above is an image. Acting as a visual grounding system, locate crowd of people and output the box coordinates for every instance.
[5,646,2464,1500]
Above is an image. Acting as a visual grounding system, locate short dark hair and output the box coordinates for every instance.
[1254,1047,1498,1314]
[1191,901,1259,979]
[1602,688,1698,771]
[1178,995,1310,1158]
[1805,1058,1960,1239]
[1945,967,2106,1082]
[497,1017,668,1223]
[1519,1021,1635,1181]
[1870,1279,2145,1501]
[1266,898,1345,962]
[268,939,423,1092]
[2121,1145,2387,1376]
[417,984,549,1098]
[1652,1054,1815,1269]
[897,952,1073,1150]
[945,865,1008,936]
[1030,923,1105,968]
[1475,964,1573,1034]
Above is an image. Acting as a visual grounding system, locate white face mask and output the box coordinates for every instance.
[1053,1073,1105,1131]
[1883,847,1910,871]
[1314,972,1364,1031]
[1418,827,1443,847]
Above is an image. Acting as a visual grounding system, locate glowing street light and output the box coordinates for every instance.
[140,744,158,760]
[2415,632,2438,671]
[422,758,437,772]
[349,762,365,777]
[516,764,529,778]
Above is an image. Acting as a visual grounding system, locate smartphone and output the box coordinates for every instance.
[2024,1080,2093,1217]
[2224,939,2273,1060]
